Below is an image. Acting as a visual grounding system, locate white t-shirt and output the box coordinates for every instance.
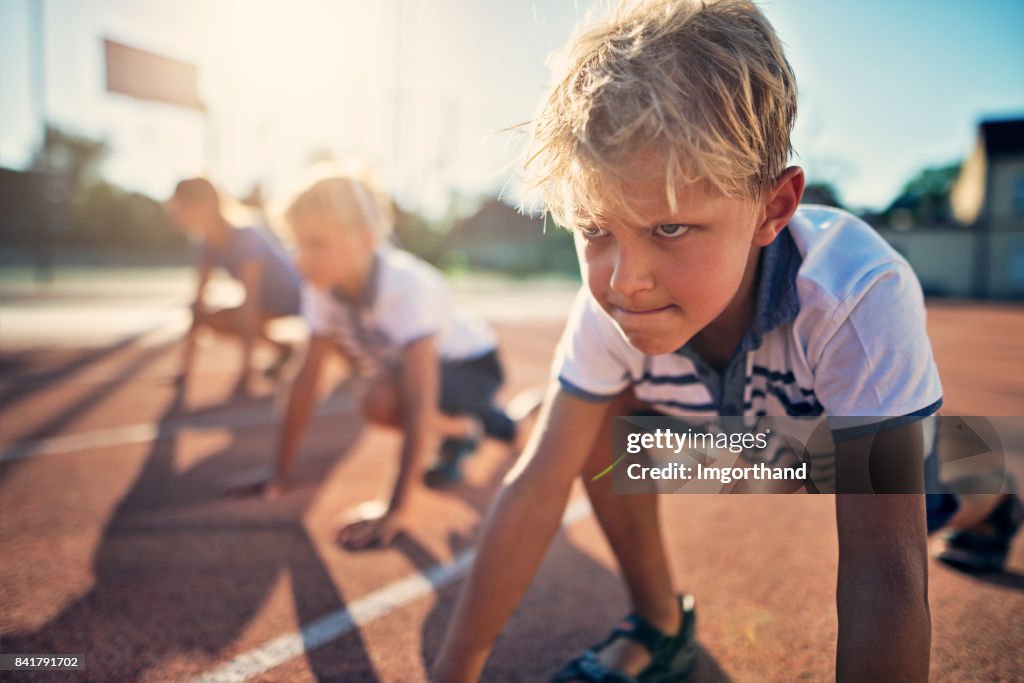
[303,247,497,375]
[553,206,944,435]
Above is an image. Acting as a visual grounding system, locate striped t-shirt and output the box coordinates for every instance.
[554,206,944,440]
[302,247,497,377]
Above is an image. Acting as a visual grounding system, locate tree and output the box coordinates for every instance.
[31,124,109,190]
[9,124,186,252]
[801,182,845,209]
[883,161,962,227]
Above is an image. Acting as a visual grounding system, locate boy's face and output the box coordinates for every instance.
[577,175,775,356]
[290,210,375,292]
[166,198,206,237]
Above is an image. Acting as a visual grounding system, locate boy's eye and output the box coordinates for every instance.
[580,225,609,238]
[654,224,691,238]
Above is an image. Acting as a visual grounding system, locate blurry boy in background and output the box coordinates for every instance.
[253,172,534,549]
[168,177,302,396]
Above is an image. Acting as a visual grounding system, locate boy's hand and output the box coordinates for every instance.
[336,501,407,550]
[262,480,286,501]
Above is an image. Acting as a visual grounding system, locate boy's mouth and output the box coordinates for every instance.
[613,304,675,316]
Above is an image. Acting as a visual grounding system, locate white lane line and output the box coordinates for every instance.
[188,497,593,683]
[0,395,356,462]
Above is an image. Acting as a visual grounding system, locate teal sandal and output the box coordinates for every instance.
[423,436,479,489]
[551,594,697,683]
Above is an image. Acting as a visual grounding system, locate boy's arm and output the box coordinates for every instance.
[390,335,438,514]
[834,422,930,683]
[432,385,611,683]
[178,258,213,381]
[265,335,333,498]
[237,260,265,384]
[191,257,212,315]
[338,335,439,549]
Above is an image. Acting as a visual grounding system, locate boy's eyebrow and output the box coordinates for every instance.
[632,215,707,231]
[644,216,700,225]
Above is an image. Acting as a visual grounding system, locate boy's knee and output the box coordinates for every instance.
[362,382,401,425]
[202,308,242,335]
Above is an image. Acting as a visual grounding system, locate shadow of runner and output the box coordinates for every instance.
[936,565,1024,591]
[0,339,177,482]
[0,379,379,682]
[0,330,152,411]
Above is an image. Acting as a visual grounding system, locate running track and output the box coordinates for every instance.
[1,297,1022,682]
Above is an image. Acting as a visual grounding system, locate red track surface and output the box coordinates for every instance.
[1,302,1022,682]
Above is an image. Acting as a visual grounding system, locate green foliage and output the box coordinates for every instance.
[31,124,109,187]
[393,207,446,264]
[801,182,845,209]
[0,125,186,251]
[70,182,184,249]
[882,161,963,227]
[899,162,962,198]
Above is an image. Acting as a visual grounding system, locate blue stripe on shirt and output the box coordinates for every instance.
[830,398,944,442]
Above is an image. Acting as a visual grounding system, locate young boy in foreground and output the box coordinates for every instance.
[433,1,944,680]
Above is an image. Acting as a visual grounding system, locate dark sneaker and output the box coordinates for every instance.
[552,594,698,683]
[423,437,479,489]
[264,344,294,380]
[935,495,1023,572]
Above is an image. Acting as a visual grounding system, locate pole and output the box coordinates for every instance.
[29,0,54,283]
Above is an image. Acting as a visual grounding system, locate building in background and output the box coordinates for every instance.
[951,118,1024,226]
[879,117,1024,300]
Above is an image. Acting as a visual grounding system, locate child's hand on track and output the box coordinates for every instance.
[336,501,407,550]
[262,480,286,501]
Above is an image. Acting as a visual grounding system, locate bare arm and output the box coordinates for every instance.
[270,335,333,492]
[835,422,930,682]
[237,260,265,382]
[389,335,439,514]
[432,385,611,682]
[179,257,213,379]
[337,335,439,549]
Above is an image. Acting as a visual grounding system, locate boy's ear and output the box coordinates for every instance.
[752,166,804,247]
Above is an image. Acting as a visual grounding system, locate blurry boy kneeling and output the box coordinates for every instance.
[264,173,525,549]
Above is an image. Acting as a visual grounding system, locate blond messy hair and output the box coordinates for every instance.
[525,0,797,230]
[280,162,395,241]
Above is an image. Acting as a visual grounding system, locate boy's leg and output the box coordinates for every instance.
[439,351,516,444]
[362,379,403,428]
[199,306,244,336]
[363,378,479,439]
[424,353,515,488]
[258,316,294,377]
[203,307,290,355]
[944,493,1014,530]
[573,391,682,676]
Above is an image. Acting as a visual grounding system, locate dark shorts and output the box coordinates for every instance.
[440,350,516,443]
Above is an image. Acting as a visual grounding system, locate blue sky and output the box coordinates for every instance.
[1,0,1022,214]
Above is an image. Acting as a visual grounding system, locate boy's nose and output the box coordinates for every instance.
[609,242,655,297]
